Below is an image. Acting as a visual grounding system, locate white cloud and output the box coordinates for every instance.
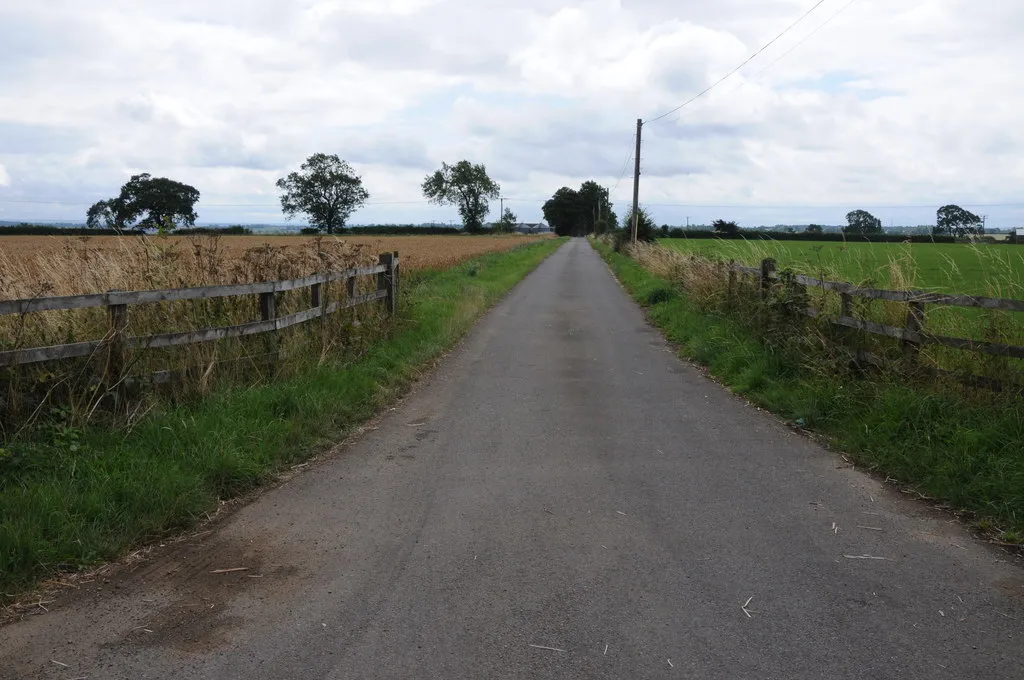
[0,0,1023,227]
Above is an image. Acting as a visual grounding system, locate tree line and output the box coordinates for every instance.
[85,157,997,241]
[87,154,510,235]
[701,206,987,238]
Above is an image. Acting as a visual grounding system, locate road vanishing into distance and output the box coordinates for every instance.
[2,239,1022,679]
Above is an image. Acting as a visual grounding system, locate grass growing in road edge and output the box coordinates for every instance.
[0,239,565,597]
[593,239,1024,542]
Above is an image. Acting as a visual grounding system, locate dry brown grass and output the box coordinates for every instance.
[0,233,550,429]
[0,233,549,297]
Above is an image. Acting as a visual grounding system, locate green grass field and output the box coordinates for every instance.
[660,239,1024,297]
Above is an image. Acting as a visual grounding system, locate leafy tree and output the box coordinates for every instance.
[843,209,883,235]
[422,160,500,233]
[495,207,518,233]
[277,154,369,234]
[87,174,200,233]
[936,204,983,238]
[621,205,657,243]
[806,224,824,234]
[543,181,616,236]
[85,198,124,230]
[577,181,615,235]
[712,219,740,236]
[660,224,670,238]
[542,187,582,236]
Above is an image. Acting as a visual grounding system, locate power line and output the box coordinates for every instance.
[688,0,861,111]
[610,134,637,195]
[645,0,830,125]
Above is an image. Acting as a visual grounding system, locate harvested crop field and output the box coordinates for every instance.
[0,234,551,297]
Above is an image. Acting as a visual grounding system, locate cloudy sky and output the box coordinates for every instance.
[1,0,1022,228]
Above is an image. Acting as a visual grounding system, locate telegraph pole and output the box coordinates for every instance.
[500,197,504,227]
[631,118,643,244]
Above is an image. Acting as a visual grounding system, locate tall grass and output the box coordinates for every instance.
[626,239,1024,391]
[0,236,394,435]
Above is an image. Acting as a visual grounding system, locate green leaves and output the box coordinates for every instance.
[937,204,983,238]
[542,181,615,237]
[276,154,370,234]
[87,174,200,232]
[421,160,500,232]
[843,209,883,235]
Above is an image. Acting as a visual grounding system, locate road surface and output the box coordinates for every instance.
[2,238,1022,679]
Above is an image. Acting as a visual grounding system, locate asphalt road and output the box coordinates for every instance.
[3,238,1023,679]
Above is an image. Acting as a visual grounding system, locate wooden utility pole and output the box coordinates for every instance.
[631,118,643,244]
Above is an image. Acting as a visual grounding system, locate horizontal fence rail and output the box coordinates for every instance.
[728,258,1024,392]
[0,253,399,369]
[0,265,389,316]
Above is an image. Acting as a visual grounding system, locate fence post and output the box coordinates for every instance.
[378,253,396,315]
[347,274,358,326]
[311,281,322,309]
[259,288,278,374]
[106,290,128,391]
[759,258,776,301]
[903,299,925,360]
[727,261,737,310]
[392,251,400,313]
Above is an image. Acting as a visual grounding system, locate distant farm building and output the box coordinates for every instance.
[514,222,551,234]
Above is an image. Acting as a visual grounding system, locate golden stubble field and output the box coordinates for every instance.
[0,234,552,298]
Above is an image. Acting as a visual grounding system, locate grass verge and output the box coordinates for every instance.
[0,238,565,597]
[593,239,1024,542]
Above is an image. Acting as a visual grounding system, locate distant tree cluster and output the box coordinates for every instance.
[712,219,740,236]
[541,181,617,236]
[935,204,983,237]
[83,158,992,243]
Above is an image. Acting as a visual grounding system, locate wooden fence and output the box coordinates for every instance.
[733,258,1024,391]
[0,252,399,377]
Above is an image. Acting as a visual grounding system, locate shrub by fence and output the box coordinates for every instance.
[626,241,1024,394]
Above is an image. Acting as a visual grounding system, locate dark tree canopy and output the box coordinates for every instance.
[542,181,616,236]
[87,173,200,232]
[806,224,824,234]
[712,219,740,235]
[277,154,369,234]
[85,198,123,230]
[936,204,983,237]
[577,181,616,235]
[843,209,883,235]
[422,160,500,233]
[542,187,582,236]
[621,205,657,243]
